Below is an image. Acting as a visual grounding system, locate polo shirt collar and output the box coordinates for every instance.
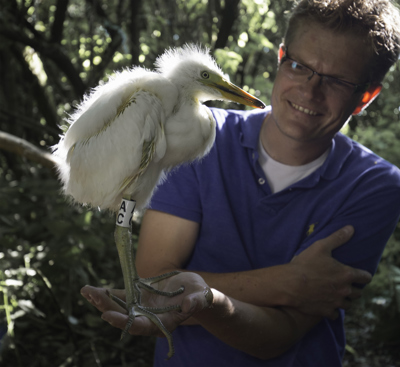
[238,107,354,185]
[320,132,353,180]
[280,133,353,190]
[239,106,270,149]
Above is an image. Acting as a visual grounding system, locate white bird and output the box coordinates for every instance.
[53,44,265,359]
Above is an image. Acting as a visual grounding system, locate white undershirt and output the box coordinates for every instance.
[258,139,330,194]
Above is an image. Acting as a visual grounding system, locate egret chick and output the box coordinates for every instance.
[53,44,265,359]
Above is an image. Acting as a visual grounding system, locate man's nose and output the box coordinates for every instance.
[307,70,323,84]
[303,72,324,99]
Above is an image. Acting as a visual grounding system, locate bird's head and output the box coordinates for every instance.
[155,44,265,109]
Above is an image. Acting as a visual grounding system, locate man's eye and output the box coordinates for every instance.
[290,61,307,72]
[326,76,348,87]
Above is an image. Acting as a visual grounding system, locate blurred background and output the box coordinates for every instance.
[0,0,399,366]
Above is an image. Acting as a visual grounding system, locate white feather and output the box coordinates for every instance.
[53,43,261,212]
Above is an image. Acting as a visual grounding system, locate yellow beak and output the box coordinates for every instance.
[211,78,266,109]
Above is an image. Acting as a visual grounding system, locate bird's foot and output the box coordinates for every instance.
[137,270,185,298]
[107,270,184,359]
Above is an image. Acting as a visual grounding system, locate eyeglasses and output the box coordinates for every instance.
[279,52,370,97]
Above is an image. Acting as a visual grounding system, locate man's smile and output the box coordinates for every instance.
[290,101,318,116]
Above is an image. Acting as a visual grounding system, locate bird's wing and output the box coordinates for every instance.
[117,99,166,194]
[54,69,178,211]
[62,68,154,151]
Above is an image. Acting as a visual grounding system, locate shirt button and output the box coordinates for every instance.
[258,178,265,185]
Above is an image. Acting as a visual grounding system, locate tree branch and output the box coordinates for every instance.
[50,0,69,44]
[0,24,87,98]
[10,44,60,130]
[0,131,58,170]
[85,0,125,87]
[128,0,143,66]
[214,0,241,50]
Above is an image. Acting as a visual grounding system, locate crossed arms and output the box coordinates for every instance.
[81,209,372,360]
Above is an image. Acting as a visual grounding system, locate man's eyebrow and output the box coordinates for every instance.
[289,51,357,82]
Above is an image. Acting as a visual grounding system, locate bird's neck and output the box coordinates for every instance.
[162,102,215,168]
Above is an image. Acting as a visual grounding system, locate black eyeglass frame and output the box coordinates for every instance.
[280,52,371,95]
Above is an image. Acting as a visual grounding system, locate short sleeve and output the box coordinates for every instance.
[149,163,203,223]
[296,167,400,276]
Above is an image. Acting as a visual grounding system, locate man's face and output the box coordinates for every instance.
[270,22,372,146]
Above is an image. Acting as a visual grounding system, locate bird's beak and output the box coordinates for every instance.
[212,79,266,109]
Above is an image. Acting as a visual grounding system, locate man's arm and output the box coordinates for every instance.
[81,210,370,360]
[81,274,320,360]
[136,209,371,319]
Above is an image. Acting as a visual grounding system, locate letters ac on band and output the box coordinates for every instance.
[116,199,136,227]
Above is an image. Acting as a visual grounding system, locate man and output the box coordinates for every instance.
[81,0,400,365]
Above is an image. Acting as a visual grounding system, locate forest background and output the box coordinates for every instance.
[0,0,400,366]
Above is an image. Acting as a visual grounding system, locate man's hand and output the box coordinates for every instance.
[288,225,372,319]
[81,272,212,337]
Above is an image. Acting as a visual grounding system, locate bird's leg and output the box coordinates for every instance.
[113,196,184,359]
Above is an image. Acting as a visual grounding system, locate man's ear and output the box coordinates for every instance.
[352,84,382,115]
[278,43,285,63]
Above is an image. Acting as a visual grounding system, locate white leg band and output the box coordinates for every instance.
[116,199,136,227]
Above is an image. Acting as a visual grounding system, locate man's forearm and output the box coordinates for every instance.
[138,218,370,319]
[194,265,298,307]
[193,288,320,360]
[179,265,298,326]
[80,278,321,360]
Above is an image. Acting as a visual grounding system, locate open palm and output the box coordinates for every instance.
[81,272,212,337]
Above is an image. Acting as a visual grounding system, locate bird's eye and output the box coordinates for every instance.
[201,71,210,79]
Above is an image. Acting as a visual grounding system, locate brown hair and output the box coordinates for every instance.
[284,0,400,83]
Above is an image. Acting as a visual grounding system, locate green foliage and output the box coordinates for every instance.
[343,48,400,366]
[0,0,400,365]
[0,159,153,366]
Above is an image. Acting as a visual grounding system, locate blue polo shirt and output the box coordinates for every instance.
[149,107,400,367]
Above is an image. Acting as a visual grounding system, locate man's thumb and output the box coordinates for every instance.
[322,225,355,252]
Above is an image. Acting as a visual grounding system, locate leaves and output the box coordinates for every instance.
[1,0,400,365]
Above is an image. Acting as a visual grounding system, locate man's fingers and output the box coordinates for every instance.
[100,311,159,336]
[103,288,127,301]
[101,310,129,330]
[81,286,127,313]
[318,225,355,252]
[348,285,364,300]
[327,309,340,320]
[340,299,352,310]
[352,269,372,285]
[100,311,158,336]
[101,310,181,337]
[180,288,212,314]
